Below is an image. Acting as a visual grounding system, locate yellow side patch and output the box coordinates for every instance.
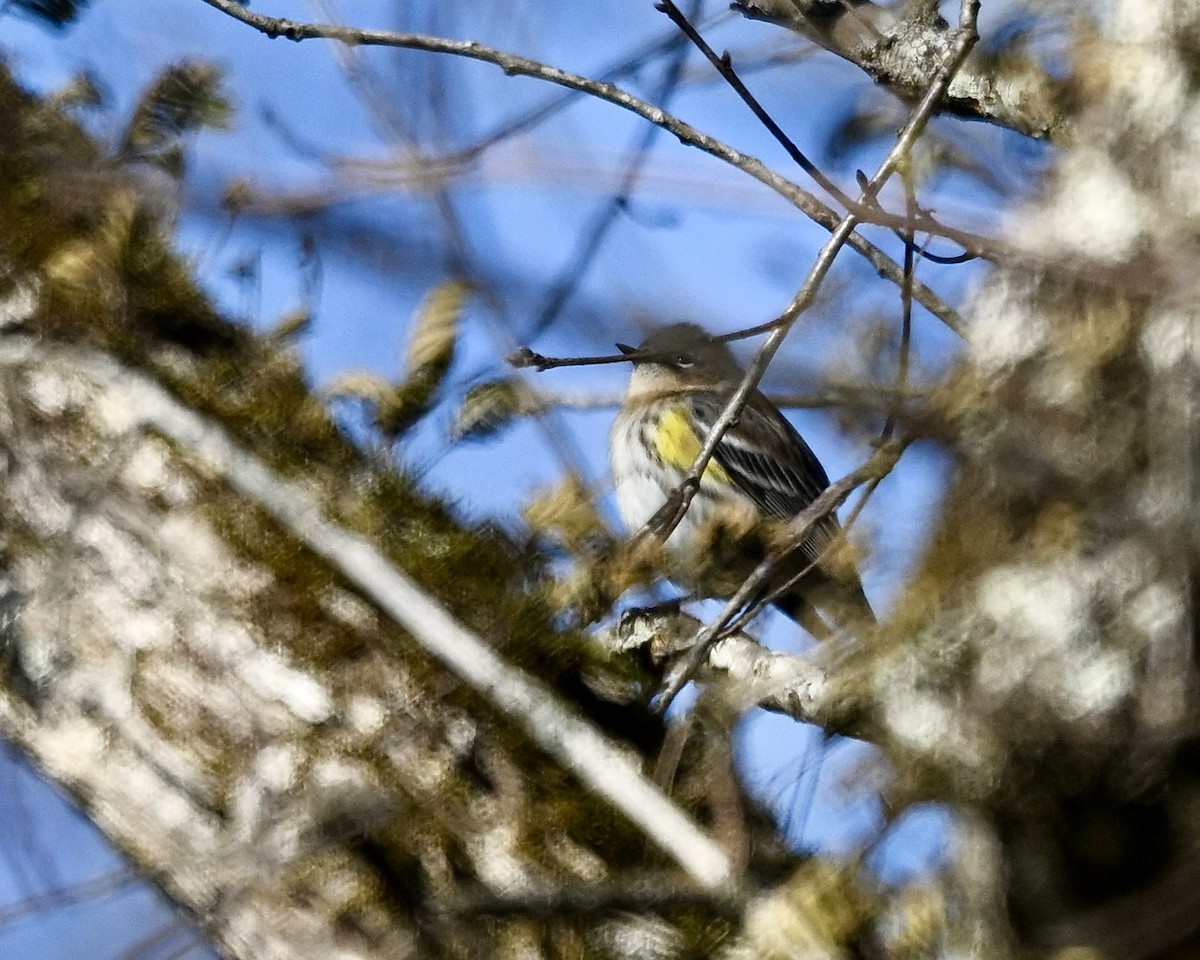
[654,406,729,484]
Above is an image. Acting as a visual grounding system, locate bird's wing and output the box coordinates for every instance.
[688,392,839,563]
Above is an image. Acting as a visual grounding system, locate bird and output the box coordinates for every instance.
[608,322,874,640]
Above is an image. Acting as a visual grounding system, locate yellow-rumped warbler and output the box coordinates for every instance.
[609,322,874,640]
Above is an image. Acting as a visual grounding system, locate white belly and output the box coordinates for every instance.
[609,414,717,556]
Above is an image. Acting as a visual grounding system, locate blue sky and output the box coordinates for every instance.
[0,1,1046,954]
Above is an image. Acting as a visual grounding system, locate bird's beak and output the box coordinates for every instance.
[616,342,637,357]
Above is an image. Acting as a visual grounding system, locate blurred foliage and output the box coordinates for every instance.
[8,0,92,29]
[116,60,232,174]
[326,279,468,439]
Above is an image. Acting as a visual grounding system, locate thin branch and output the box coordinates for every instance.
[507,345,632,371]
[0,868,138,926]
[197,0,965,334]
[881,161,917,442]
[450,9,738,165]
[439,870,742,918]
[603,608,839,723]
[6,339,735,891]
[657,0,854,209]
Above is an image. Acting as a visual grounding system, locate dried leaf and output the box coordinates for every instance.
[118,62,231,171]
[452,378,537,442]
[405,279,468,375]
[323,372,395,406]
[266,308,313,342]
[522,477,606,552]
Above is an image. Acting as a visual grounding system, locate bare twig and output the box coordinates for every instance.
[507,346,632,371]
[881,161,918,442]
[439,870,742,917]
[530,1,698,337]
[197,0,965,334]
[657,0,854,209]
[450,9,737,165]
[0,868,138,926]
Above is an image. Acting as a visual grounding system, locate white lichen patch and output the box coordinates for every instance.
[311,757,374,792]
[9,466,73,537]
[1035,647,1134,721]
[185,614,259,669]
[345,694,386,736]
[975,638,1035,697]
[442,710,477,756]
[546,833,607,883]
[120,437,195,505]
[90,380,141,436]
[0,278,39,328]
[1016,150,1146,263]
[157,512,272,601]
[970,548,1152,725]
[115,760,209,835]
[87,585,175,652]
[383,736,454,797]
[1127,581,1186,641]
[468,822,528,892]
[976,565,1085,648]
[1029,364,1085,408]
[1169,100,1200,218]
[240,651,333,724]
[75,514,161,603]
[968,278,1048,372]
[1113,50,1188,138]
[158,512,235,586]
[1135,473,1190,526]
[24,366,88,417]
[40,715,108,782]
[318,585,377,633]
[881,688,984,767]
[592,914,684,960]
[1090,539,1156,602]
[255,742,302,793]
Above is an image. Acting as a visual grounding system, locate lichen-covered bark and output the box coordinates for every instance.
[736,0,1071,141]
[861,3,1200,954]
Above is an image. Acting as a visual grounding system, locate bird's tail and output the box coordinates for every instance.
[773,572,875,642]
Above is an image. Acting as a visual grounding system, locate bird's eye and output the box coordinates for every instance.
[675,352,695,368]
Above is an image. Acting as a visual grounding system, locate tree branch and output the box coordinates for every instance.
[197,0,965,335]
[735,0,1070,141]
[0,338,734,891]
[647,1,979,709]
[600,609,843,725]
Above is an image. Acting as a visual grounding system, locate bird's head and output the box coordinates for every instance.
[616,323,743,398]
